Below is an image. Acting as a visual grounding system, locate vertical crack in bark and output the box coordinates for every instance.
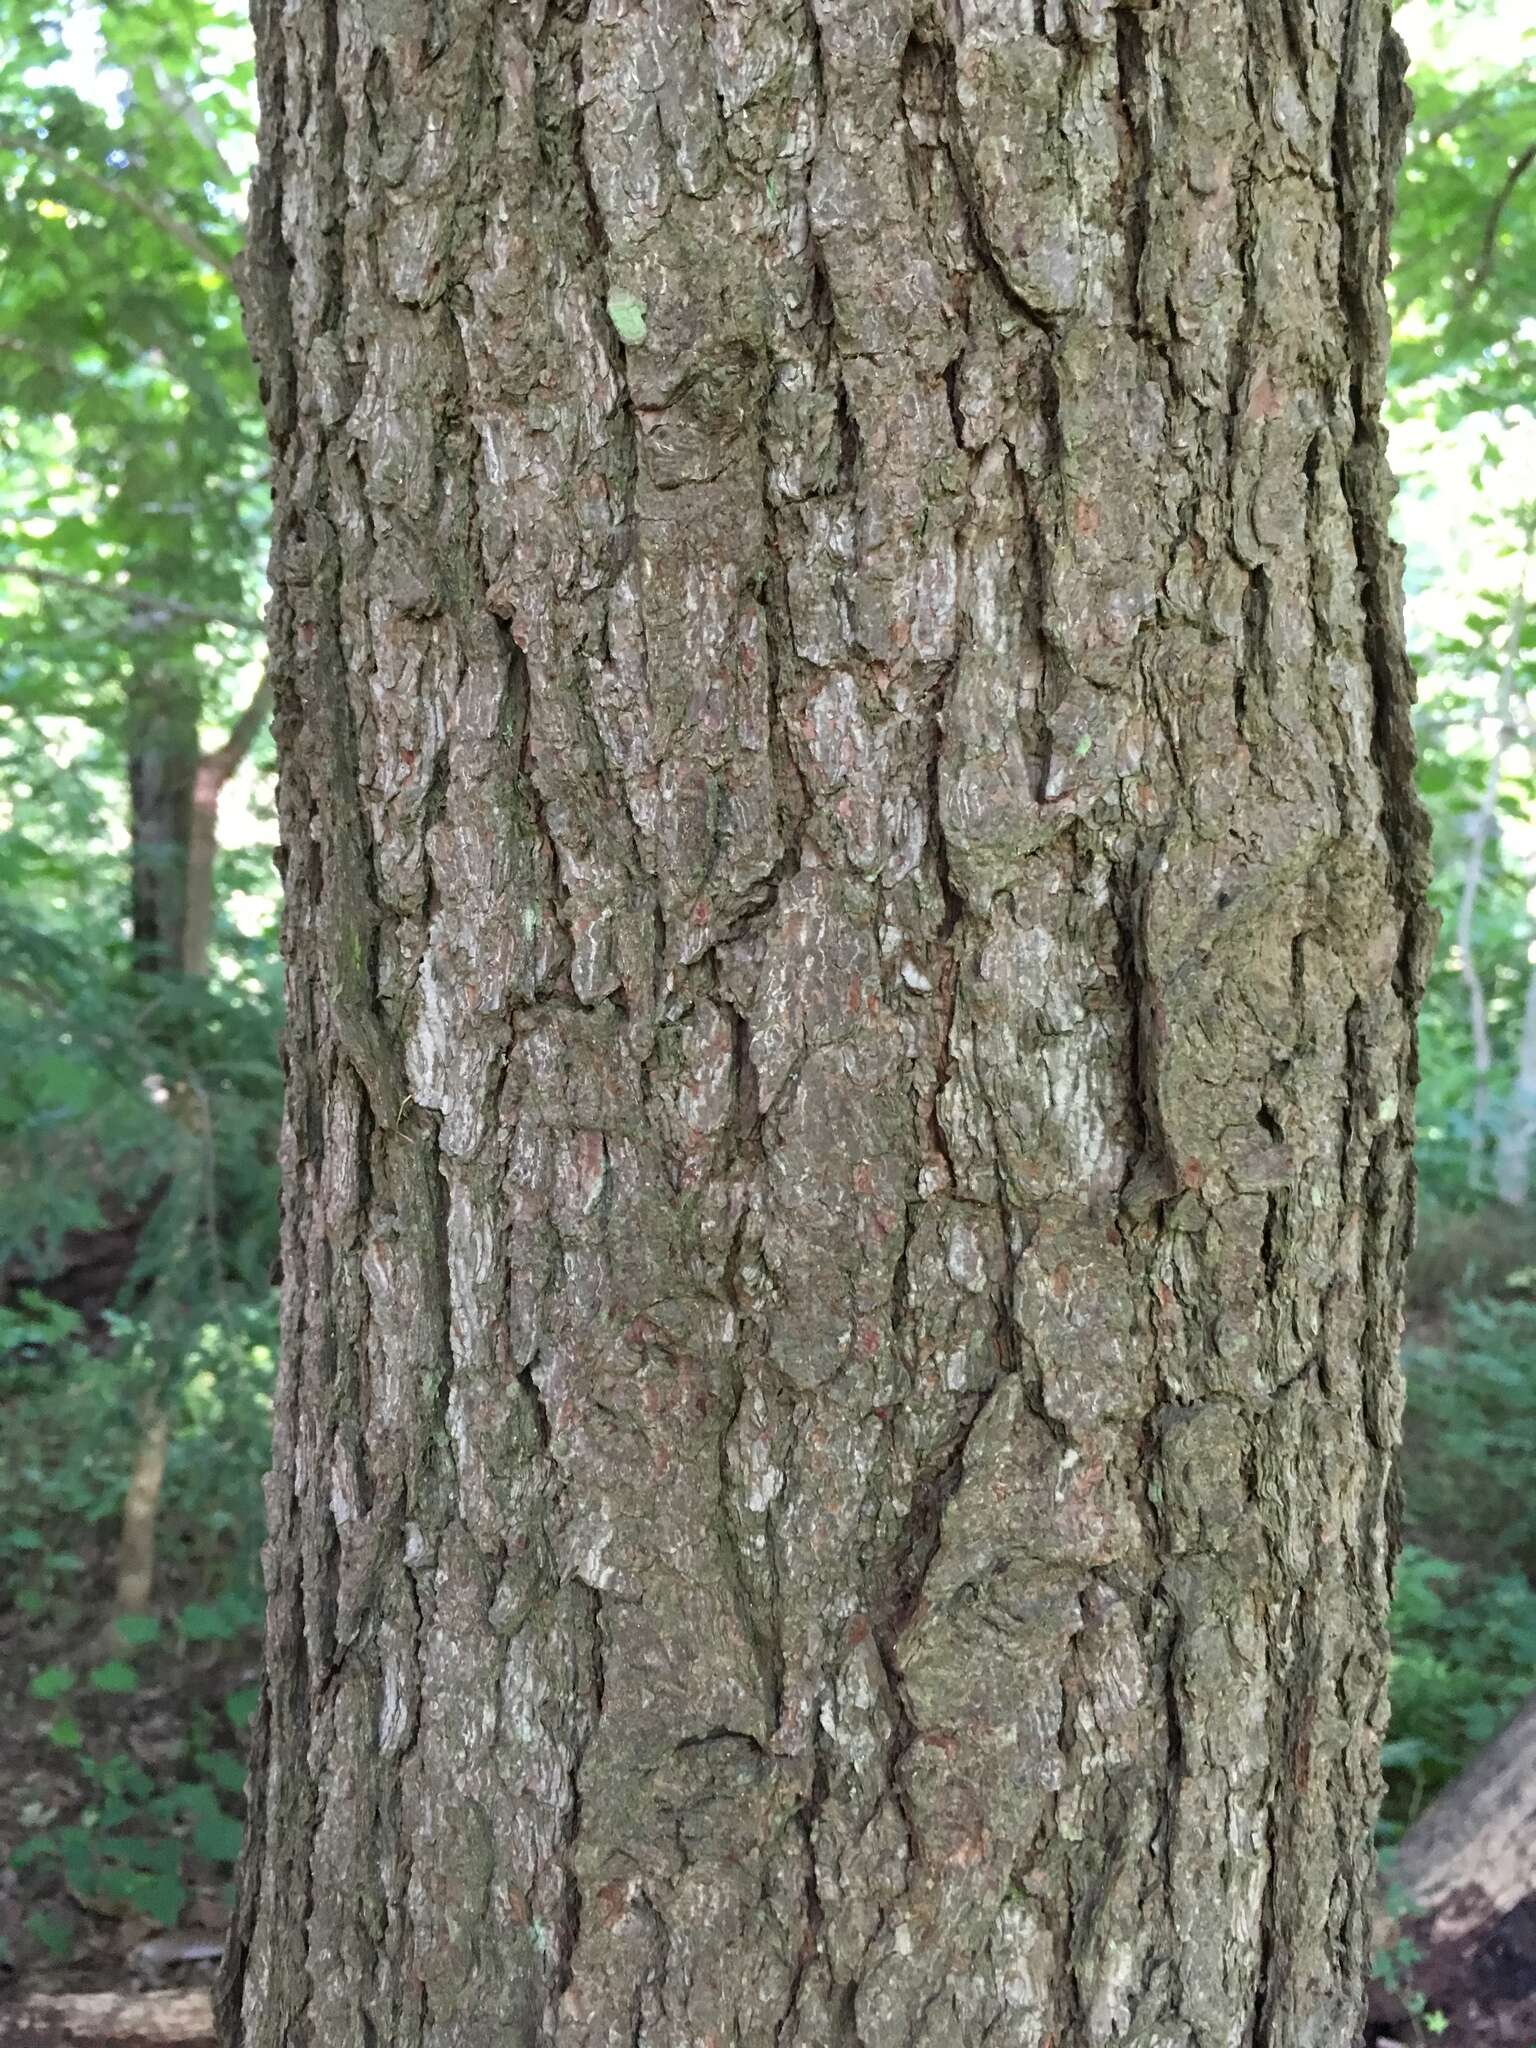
[554,1581,607,2013]
[1331,19,1435,1003]
[1113,8,1154,337]
[778,1713,833,2047]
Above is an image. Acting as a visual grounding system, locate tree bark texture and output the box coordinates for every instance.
[222,0,1433,2043]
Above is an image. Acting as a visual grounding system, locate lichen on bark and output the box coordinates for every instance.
[220,0,1432,2042]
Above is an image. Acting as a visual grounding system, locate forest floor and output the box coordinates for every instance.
[0,1531,254,2029]
[0,1329,266,2034]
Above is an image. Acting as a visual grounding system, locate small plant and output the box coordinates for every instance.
[11,1663,250,1935]
[1370,1889,1451,2046]
[0,1300,275,1627]
[1,1299,267,1966]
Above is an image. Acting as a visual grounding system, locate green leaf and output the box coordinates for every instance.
[111,1836,184,1878]
[225,1686,260,1731]
[29,1663,75,1701]
[25,1908,74,1958]
[47,1714,83,1749]
[192,1809,245,1865]
[113,1613,161,1647]
[201,1749,249,1795]
[171,1781,220,1821]
[90,1659,140,1694]
[130,1870,187,1928]
[179,1602,233,1642]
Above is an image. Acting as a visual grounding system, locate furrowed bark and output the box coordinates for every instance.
[221,0,1432,2043]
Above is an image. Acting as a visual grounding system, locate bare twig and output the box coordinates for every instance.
[0,560,261,632]
[150,61,239,193]
[208,672,274,778]
[1461,141,1536,306]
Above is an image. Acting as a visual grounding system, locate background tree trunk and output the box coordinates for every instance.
[221,0,1433,2042]
[110,674,272,1625]
[128,665,200,979]
[181,674,273,980]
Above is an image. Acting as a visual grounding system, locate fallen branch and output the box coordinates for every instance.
[0,1990,213,2045]
[1369,1689,1536,2046]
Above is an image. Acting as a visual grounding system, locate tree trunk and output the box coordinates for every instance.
[220,1,1433,2043]
[1369,1691,1536,2046]
[129,667,274,981]
[110,672,270,1618]
[1494,957,1536,1210]
[112,1399,172,1621]
[128,665,200,978]
[182,675,274,980]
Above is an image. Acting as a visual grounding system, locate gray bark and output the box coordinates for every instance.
[220,0,1433,2043]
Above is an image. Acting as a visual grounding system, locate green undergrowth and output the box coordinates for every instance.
[0,1300,272,1974]
[1382,1291,1536,1837]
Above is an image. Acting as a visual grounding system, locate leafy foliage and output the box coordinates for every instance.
[1,1299,269,1964]
[0,1301,274,1599]
[1390,0,1536,1213]
[0,0,263,649]
[1383,1545,1536,1833]
[0,909,281,1294]
[1382,1301,1536,1834]
[1400,1300,1536,1579]
[1390,4,1536,422]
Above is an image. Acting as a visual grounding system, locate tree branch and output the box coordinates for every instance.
[1420,83,1496,149]
[0,129,239,283]
[182,676,274,978]
[149,63,239,194]
[0,561,260,632]
[206,673,273,779]
[1461,141,1536,306]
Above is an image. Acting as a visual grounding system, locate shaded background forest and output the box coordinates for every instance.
[0,0,1532,2023]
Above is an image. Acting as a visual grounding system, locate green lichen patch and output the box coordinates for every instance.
[606,289,647,346]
